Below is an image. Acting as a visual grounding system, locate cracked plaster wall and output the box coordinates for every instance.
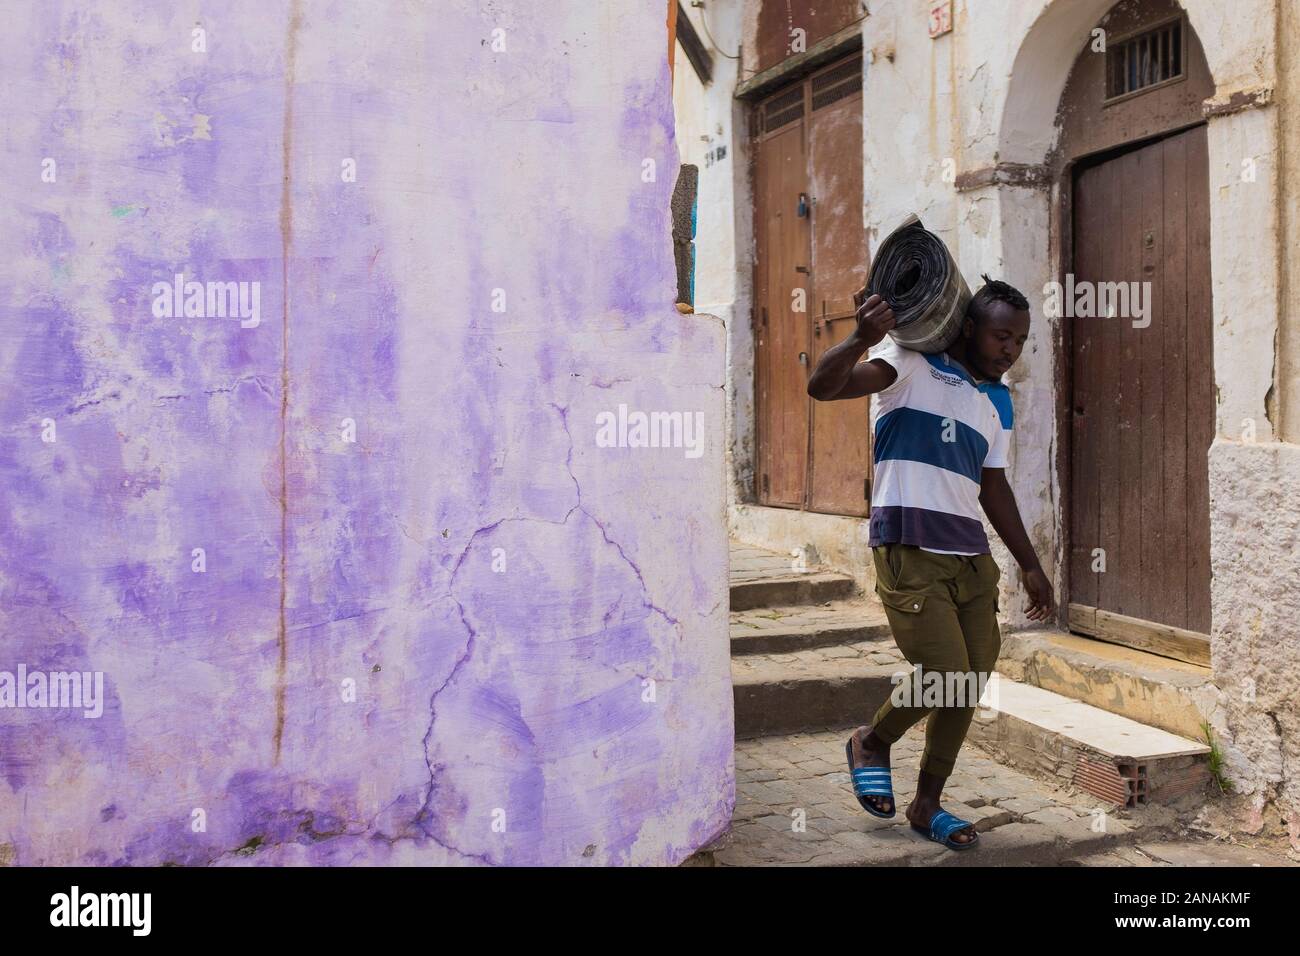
[0,0,731,866]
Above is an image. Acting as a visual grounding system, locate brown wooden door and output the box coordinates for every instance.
[1069,124,1213,638]
[753,84,811,507]
[808,56,869,516]
[753,54,868,513]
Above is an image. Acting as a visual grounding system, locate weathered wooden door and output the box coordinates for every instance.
[807,56,870,516]
[753,54,868,513]
[753,83,811,507]
[1069,124,1213,650]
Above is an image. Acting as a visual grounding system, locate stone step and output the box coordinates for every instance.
[732,642,1214,810]
[967,673,1213,809]
[995,628,1215,742]
[729,570,857,611]
[730,600,891,655]
[731,642,906,737]
[729,540,859,611]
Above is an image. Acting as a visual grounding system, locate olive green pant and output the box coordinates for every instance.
[869,543,1002,778]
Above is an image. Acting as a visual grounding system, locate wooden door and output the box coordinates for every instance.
[753,54,868,513]
[1069,124,1213,655]
[753,84,812,507]
[807,56,869,516]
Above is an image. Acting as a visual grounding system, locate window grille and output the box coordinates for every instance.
[1106,17,1183,100]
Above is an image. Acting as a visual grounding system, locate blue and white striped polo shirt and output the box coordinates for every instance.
[865,337,1013,555]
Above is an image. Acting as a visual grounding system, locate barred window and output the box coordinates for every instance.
[1105,17,1183,101]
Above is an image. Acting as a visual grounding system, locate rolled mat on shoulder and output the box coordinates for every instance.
[865,213,971,354]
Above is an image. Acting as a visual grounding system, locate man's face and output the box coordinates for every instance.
[963,301,1030,380]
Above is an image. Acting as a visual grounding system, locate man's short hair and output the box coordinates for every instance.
[967,273,1029,326]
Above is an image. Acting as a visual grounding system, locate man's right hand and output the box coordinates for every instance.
[851,290,896,348]
[807,286,901,401]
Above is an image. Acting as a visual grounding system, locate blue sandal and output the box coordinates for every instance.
[845,738,896,818]
[912,808,979,850]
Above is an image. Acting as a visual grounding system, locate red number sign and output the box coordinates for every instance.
[929,0,953,39]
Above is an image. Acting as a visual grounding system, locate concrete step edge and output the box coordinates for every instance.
[996,629,1214,742]
[967,675,1213,807]
[729,620,893,655]
[733,669,897,738]
[978,673,1211,758]
[729,573,858,611]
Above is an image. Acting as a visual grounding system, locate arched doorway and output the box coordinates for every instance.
[1053,0,1215,662]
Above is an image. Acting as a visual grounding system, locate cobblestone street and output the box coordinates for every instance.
[699,544,1300,868]
[687,726,1292,866]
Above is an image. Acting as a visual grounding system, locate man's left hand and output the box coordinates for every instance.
[1022,567,1055,622]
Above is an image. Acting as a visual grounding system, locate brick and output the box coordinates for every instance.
[827,828,879,853]
[961,803,1016,830]
[970,821,1060,859]
[1088,813,1135,837]
[732,799,768,824]
[798,759,842,776]
[806,816,854,837]
[760,756,802,773]
[771,740,812,759]
[1032,815,1112,846]
[803,785,849,807]
[944,786,985,807]
[713,842,819,866]
[787,738,826,757]
[961,759,1004,778]
[749,619,795,631]
[774,764,815,782]
[971,781,1019,802]
[757,779,806,803]
[780,614,821,626]
[734,751,762,771]
[752,812,804,833]
[811,800,862,824]
[1023,807,1078,826]
[737,781,793,806]
[997,796,1054,817]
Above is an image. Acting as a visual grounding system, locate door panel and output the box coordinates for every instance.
[1069,124,1212,635]
[753,115,810,507]
[808,61,869,516]
[752,54,866,514]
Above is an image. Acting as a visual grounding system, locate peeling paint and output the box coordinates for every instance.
[0,0,729,867]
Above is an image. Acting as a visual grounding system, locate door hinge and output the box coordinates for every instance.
[762,474,770,497]
[864,478,871,501]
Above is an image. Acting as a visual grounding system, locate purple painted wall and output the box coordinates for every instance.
[0,1,731,865]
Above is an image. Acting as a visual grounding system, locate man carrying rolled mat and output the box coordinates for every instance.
[805,276,1055,850]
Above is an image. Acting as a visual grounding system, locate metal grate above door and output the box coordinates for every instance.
[758,84,805,134]
[811,55,862,111]
[1105,17,1184,101]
